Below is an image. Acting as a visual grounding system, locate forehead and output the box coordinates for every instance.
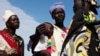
[8,15,19,22]
[54,8,64,12]
[10,15,18,18]
[9,15,19,20]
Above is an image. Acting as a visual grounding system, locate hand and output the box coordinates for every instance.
[27,39,32,51]
[6,48,17,55]
[35,22,54,37]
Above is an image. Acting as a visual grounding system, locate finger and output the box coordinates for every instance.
[37,26,46,34]
[37,28,45,34]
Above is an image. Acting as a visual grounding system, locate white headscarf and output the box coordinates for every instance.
[49,2,65,14]
[3,10,15,22]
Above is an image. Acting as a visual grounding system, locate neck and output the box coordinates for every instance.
[55,22,66,32]
[55,22,64,29]
[3,27,16,36]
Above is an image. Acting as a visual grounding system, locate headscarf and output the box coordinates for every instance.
[49,2,65,14]
[3,10,15,22]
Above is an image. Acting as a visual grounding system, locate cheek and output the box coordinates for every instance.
[55,14,59,17]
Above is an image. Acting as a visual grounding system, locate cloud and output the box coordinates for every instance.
[0,0,40,56]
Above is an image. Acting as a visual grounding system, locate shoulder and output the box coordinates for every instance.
[15,35,24,42]
[65,27,69,32]
[17,35,23,39]
[15,35,24,46]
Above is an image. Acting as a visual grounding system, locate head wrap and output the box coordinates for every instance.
[3,10,15,22]
[49,2,65,14]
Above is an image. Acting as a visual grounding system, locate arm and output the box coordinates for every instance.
[20,39,24,56]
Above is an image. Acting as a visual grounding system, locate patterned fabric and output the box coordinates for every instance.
[62,26,90,56]
[83,11,96,23]
[62,26,100,56]
[61,10,100,56]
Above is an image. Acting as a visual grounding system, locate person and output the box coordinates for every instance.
[27,22,54,56]
[27,2,68,56]
[49,2,68,56]
[0,10,24,56]
[60,0,100,56]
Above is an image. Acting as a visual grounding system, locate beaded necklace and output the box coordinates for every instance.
[46,37,56,54]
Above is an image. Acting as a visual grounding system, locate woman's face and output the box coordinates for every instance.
[52,8,65,23]
[7,15,20,29]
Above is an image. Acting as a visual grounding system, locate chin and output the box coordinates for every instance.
[15,26,19,29]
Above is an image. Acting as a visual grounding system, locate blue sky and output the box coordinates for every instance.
[0,0,100,56]
[8,0,100,27]
[8,0,74,27]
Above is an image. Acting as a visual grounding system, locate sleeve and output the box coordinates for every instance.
[17,36,24,56]
[21,39,24,56]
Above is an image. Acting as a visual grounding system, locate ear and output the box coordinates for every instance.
[51,13,55,20]
[6,21,10,28]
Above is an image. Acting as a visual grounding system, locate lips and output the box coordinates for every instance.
[14,22,19,28]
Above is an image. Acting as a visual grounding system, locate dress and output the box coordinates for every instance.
[51,25,68,56]
[61,11,100,56]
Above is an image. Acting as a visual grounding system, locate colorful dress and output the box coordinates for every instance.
[61,11,100,56]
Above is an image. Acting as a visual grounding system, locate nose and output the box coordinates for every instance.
[57,13,63,17]
[14,19,20,24]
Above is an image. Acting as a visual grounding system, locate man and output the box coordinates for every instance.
[0,10,24,56]
[27,2,68,56]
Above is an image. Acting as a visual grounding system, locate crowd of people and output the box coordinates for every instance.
[0,0,100,56]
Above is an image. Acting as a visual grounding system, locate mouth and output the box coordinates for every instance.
[14,22,19,27]
[15,23,19,25]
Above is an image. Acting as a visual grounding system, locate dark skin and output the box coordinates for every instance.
[51,8,66,32]
[2,15,24,56]
[35,22,54,38]
[27,22,54,55]
[3,15,20,36]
